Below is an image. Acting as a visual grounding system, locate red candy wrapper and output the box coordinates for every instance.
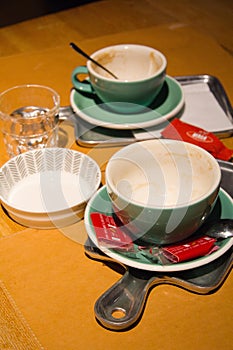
[90,213,219,264]
[90,212,134,251]
[162,236,217,263]
[161,118,233,161]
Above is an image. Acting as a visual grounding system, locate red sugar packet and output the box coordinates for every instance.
[162,236,217,263]
[90,212,134,251]
[90,213,219,264]
[161,118,233,161]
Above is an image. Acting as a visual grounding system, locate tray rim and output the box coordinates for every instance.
[175,74,233,137]
[75,73,233,146]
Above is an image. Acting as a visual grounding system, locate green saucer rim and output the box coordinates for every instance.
[84,185,233,272]
[70,75,185,130]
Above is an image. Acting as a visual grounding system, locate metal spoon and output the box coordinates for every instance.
[200,219,233,239]
[69,42,118,80]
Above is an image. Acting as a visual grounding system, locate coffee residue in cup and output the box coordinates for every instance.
[149,51,163,72]
[93,50,163,80]
[92,50,117,78]
[96,50,116,66]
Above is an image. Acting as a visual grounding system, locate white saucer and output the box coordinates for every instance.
[84,186,233,272]
[70,75,184,130]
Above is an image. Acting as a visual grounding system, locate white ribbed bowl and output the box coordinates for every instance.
[0,148,101,228]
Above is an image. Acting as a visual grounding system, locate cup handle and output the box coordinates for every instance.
[71,66,93,94]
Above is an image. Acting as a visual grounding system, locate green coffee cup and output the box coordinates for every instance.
[71,44,167,113]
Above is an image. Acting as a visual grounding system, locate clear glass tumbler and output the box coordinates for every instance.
[0,84,60,158]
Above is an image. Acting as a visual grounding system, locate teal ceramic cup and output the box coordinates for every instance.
[71,44,167,113]
[105,140,221,245]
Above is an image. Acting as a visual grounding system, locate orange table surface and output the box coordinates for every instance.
[0,24,232,350]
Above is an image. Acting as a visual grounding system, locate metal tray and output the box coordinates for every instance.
[71,74,233,147]
[218,160,233,197]
[84,161,233,330]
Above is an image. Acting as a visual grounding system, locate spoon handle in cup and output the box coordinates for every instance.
[70,42,118,79]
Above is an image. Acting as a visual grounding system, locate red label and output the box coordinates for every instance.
[162,236,217,263]
[186,131,213,143]
[161,118,233,161]
[90,212,134,251]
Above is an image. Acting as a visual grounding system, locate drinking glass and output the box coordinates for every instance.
[0,84,60,158]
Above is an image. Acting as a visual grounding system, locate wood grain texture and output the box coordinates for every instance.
[0,0,232,57]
